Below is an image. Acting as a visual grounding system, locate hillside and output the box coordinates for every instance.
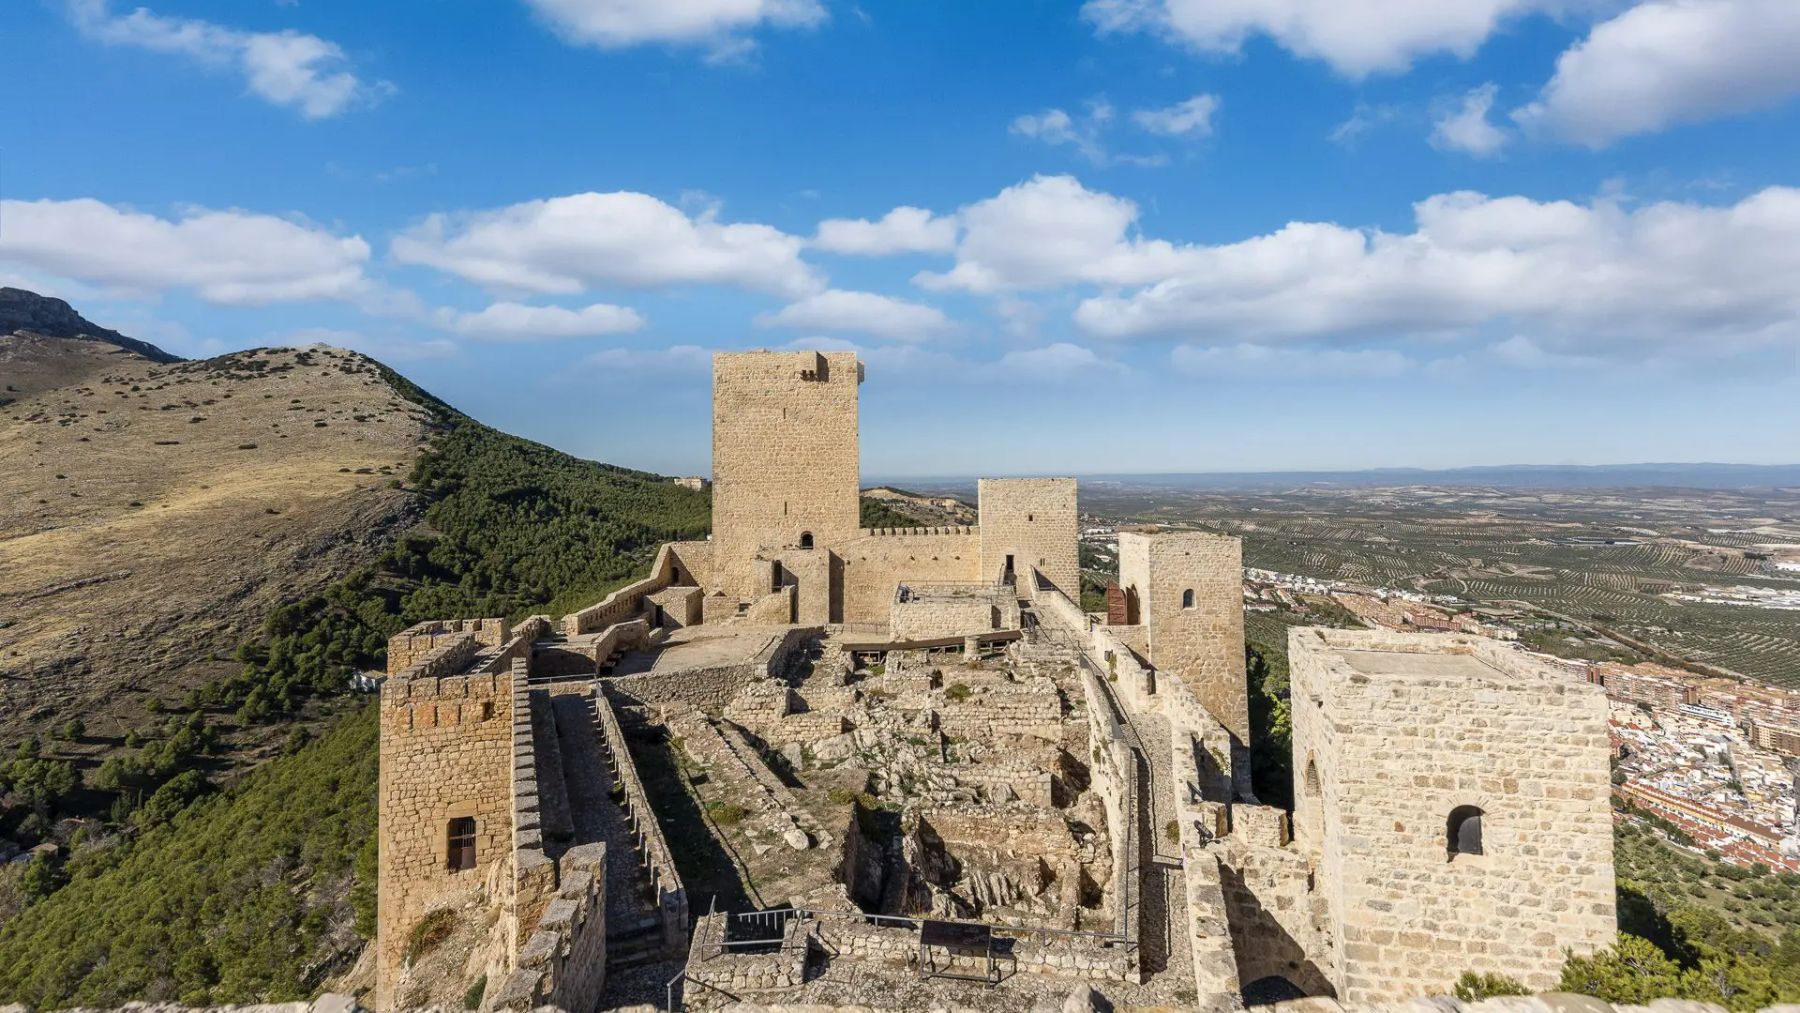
[0,343,432,758]
[0,288,180,402]
[0,295,711,1005]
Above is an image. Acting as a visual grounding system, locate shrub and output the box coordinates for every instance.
[1454,971,1528,1000]
[704,801,747,826]
[463,975,486,1010]
[405,909,458,965]
[944,683,972,702]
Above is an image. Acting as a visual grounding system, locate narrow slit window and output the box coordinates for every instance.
[1182,589,1196,609]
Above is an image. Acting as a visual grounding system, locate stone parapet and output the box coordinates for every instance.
[490,842,607,1013]
[595,685,689,949]
[386,619,507,675]
[510,659,556,947]
[561,541,697,636]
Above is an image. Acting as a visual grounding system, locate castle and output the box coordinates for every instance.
[374,350,1616,1011]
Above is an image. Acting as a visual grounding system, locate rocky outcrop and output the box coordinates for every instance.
[0,287,179,361]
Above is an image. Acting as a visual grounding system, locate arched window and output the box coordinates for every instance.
[1181,589,1196,609]
[1303,758,1321,798]
[1447,805,1484,858]
[799,531,814,549]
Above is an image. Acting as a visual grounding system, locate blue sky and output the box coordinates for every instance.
[5,0,1800,477]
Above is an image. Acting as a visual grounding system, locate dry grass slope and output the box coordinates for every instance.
[0,345,431,750]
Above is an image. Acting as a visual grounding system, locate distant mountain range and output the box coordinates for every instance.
[876,463,1800,494]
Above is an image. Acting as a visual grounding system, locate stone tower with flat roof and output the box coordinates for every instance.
[1288,628,1615,1001]
[710,350,862,600]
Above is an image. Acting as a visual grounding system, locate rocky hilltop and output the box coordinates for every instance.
[0,326,432,756]
[0,288,182,404]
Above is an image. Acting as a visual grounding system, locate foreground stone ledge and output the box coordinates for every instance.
[8,993,1800,1013]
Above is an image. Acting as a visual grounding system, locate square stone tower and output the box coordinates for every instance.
[1117,530,1249,747]
[978,478,1078,594]
[711,350,862,599]
[376,654,514,1008]
[1288,628,1615,1001]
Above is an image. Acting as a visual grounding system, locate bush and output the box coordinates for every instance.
[405,908,459,965]
[1454,971,1528,1000]
[704,801,747,826]
[944,682,972,702]
[462,975,486,1010]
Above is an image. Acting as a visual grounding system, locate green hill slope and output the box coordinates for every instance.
[0,355,709,1006]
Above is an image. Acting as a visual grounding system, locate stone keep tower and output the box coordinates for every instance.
[1116,530,1249,748]
[978,478,1078,594]
[376,656,514,1009]
[711,350,862,600]
[1288,628,1615,1001]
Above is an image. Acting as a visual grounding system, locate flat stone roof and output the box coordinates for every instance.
[1335,649,1505,680]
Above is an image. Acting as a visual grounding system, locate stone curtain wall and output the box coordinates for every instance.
[560,540,704,636]
[833,531,982,623]
[978,478,1079,595]
[594,686,689,948]
[489,842,607,1013]
[1117,531,1250,748]
[711,351,862,601]
[1077,665,1140,946]
[385,619,507,675]
[375,643,514,1009]
[1289,629,1616,1001]
[509,660,558,956]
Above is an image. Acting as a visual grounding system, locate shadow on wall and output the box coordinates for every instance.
[1218,863,1335,998]
[619,715,756,914]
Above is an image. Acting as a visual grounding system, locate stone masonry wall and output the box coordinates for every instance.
[833,531,982,624]
[375,646,514,1009]
[386,619,507,675]
[978,478,1078,596]
[711,350,862,600]
[509,660,557,959]
[488,842,606,1013]
[561,541,702,636]
[889,585,1006,641]
[1118,531,1249,748]
[1289,628,1616,1001]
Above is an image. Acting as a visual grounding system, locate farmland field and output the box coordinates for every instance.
[1079,481,1800,689]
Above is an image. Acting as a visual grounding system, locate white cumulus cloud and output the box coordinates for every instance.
[1133,94,1221,137]
[1070,185,1800,354]
[67,0,391,119]
[1431,83,1510,157]
[813,207,958,256]
[391,191,822,298]
[1515,0,1800,148]
[757,289,955,342]
[437,301,645,341]
[522,0,824,57]
[915,175,1203,294]
[1081,0,1570,77]
[0,197,371,304]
